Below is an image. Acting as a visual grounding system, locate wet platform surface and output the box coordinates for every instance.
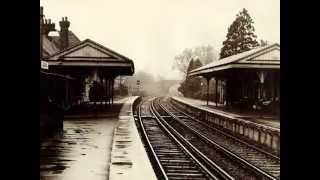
[109,96,157,180]
[40,118,118,180]
[40,96,157,180]
[172,96,280,129]
[40,99,128,180]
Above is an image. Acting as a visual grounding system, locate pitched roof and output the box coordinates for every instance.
[47,38,133,62]
[67,31,81,46]
[189,43,280,77]
[42,31,81,58]
[50,31,81,49]
[42,35,60,56]
[44,39,134,75]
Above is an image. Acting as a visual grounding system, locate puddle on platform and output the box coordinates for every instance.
[40,117,118,180]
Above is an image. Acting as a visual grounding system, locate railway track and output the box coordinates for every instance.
[137,98,233,180]
[155,97,280,180]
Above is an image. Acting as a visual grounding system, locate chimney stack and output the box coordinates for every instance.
[59,16,70,50]
[42,18,56,36]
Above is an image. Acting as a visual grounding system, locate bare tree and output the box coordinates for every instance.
[260,39,269,46]
[172,48,193,77]
[193,45,218,65]
[173,45,218,78]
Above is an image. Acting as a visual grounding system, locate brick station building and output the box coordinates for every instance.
[40,6,134,136]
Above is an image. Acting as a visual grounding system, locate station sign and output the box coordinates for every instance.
[41,61,49,70]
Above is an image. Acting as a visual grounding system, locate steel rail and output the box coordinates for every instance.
[168,100,280,161]
[137,98,168,180]
[150,99,234,180]
[158,99,278,180]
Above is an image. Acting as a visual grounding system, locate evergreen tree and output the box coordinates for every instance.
[220,8,259,59]
[179,58,203,98]
[186,59,195,76]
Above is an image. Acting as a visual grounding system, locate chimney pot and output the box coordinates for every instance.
[48,19,51,24]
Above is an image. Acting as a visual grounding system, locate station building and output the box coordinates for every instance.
[189,43,280,114]
[40,6,134,135]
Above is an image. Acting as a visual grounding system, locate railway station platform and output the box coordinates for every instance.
[170,96,280,155]
[40,96,156,180]
[172,96,280,129]
[109,96,157,180]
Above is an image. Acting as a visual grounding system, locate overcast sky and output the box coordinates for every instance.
[40,0,279,80]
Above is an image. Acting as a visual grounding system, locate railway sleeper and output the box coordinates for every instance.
[154,149,182,153]
[166,172,207,177]
[160,159,191,163]
[164,165,200,170]
[157,155,186,158]
[168,177,208,180]
[166,169,204,173]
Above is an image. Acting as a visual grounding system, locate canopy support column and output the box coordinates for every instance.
[273,72,277,114]
[205,76,211,106]
[65,79,69,109]
[111,78,114,105]
[105,78,109,107]
[107,79,111,105]
[215,78,218,107]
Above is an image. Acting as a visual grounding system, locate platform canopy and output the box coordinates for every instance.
[189,43,280,77]
[44,38,134,76]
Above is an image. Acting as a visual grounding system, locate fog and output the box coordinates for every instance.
[122,71,182,97]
